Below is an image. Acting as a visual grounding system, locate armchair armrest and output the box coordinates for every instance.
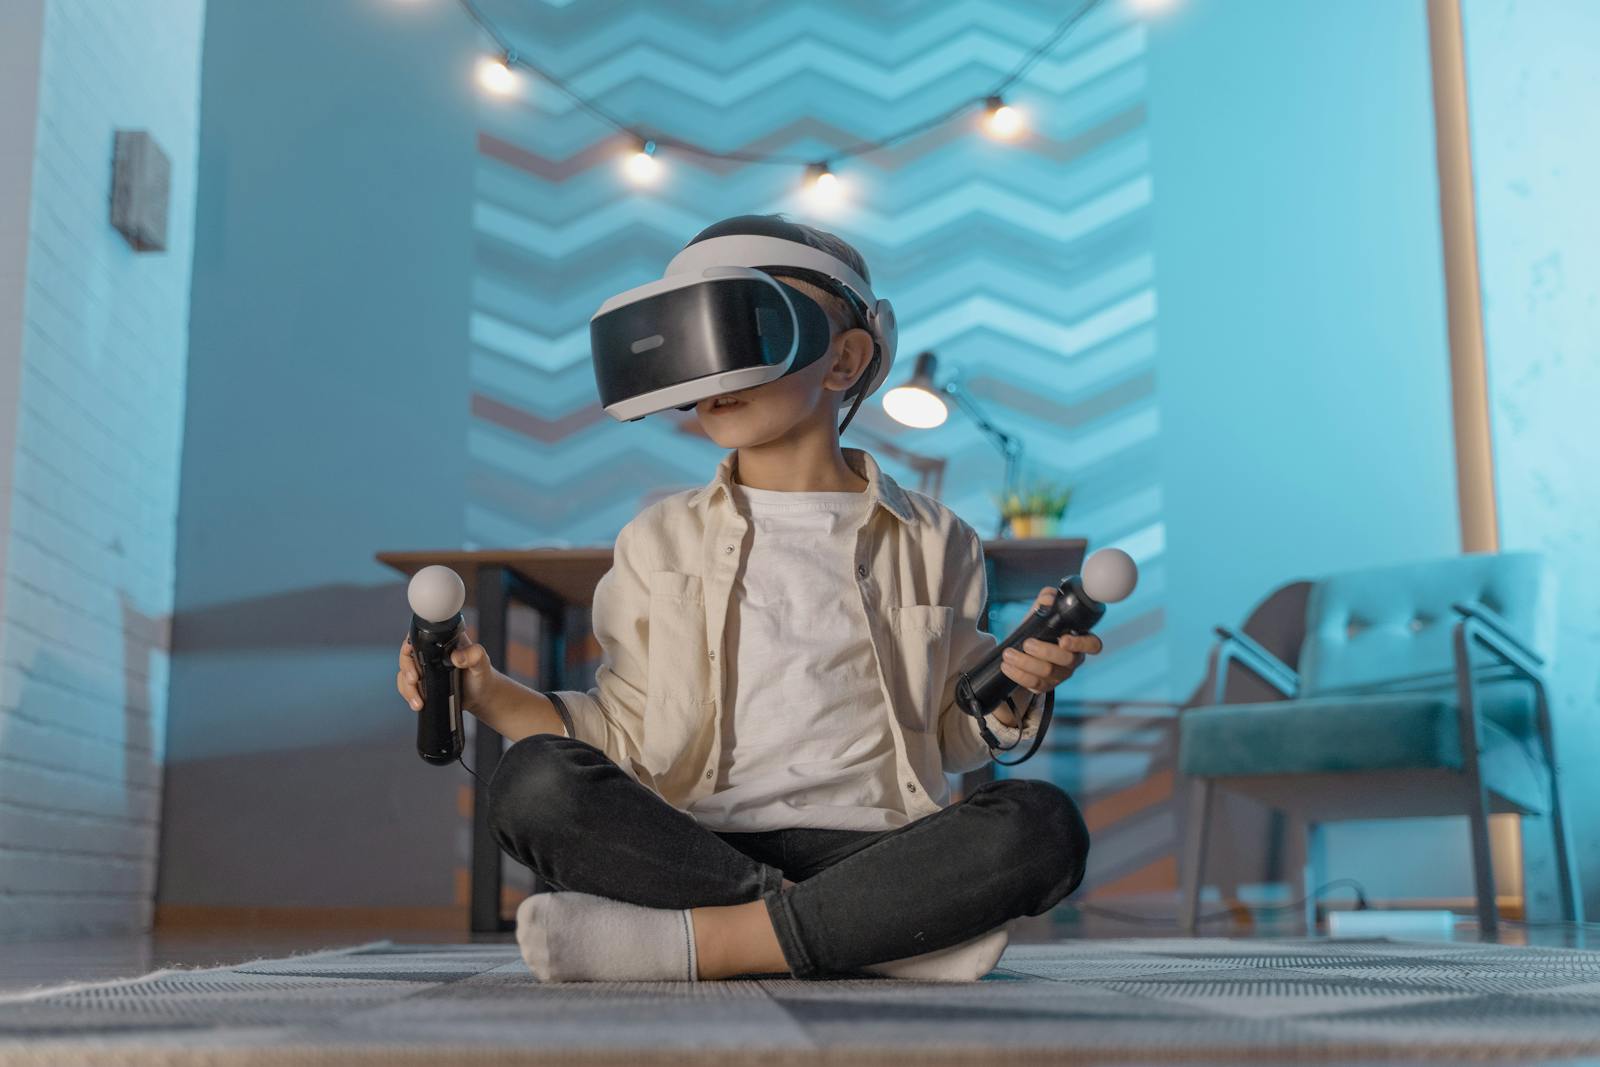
[1208,625,1298,705]
[1451,600,1544,677]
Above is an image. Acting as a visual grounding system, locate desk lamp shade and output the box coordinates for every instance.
[883,351,948,428]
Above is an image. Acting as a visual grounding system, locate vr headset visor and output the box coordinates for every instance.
[589,233,897,429]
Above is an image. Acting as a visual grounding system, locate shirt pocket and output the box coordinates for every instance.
[642,570,718,784]
[890,604,955,733]
[646,570,710,703]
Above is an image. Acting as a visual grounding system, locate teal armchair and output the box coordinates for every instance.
[1178,551,1582,936]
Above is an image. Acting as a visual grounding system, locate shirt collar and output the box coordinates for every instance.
[688,446,915,525]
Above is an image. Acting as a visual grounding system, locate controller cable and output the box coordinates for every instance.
[456,750,489,789]
[965,681,1056,766]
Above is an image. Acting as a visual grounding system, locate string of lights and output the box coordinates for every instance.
[450,0,1114,201]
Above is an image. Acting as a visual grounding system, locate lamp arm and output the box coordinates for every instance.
[943,381,1018,453]
[941,381,1022,537]
[942,381,1023,494]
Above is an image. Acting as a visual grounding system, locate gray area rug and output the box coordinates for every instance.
[2,937,1600,1065]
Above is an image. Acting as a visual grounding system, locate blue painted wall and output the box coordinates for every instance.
[159,0,481,911]
[1145,0,1472,902]
[1462,0,1600,915]
[1148,0,1459,700]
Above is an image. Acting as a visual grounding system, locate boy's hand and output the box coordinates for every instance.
[993,586,1103,727]
[397,632,500,719]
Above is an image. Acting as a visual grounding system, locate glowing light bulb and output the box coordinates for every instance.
[806,162,842,208]
[477,53,518,96]
[983,96,1025,140]
[625,139,661,185]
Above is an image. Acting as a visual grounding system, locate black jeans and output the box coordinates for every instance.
[486,733,1090,979]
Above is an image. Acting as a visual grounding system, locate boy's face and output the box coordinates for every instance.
[692,278,875,448]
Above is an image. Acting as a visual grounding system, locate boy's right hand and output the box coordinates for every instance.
[397,633,498,719]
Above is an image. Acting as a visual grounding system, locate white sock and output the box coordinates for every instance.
[863,923,1010,982]
[516,891,698,982]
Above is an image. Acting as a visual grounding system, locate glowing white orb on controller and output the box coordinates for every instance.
[1081,548,1138,604]
[408,565,466,623]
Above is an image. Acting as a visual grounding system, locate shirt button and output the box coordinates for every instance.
[724,545,735,554]
[856,563,868,578]
[705,769,714,780]
[906,781,917,793]
[708,650,715,660]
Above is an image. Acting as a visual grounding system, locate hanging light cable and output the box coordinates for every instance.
[451,0,1107,182]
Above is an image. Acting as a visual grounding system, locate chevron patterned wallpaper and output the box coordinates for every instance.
[466,0,1172,897]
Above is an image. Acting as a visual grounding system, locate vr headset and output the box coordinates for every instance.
[589,217,898,434]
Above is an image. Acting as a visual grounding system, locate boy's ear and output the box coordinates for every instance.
[828,327,876,394]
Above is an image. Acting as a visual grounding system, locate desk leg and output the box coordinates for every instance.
[471,565,510,934]
[523,585,568,901]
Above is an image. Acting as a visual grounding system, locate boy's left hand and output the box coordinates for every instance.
[993,586,1103,727]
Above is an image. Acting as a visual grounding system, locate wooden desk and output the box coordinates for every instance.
[376,536,1087,933]
[979,538,1089,630]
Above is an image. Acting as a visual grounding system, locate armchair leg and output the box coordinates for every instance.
[1549,775,1584,925]
[1466,784,1498,936]
[1455,624,1499,937]
[1180,778,1213,934]
[1283,814,1310,930]
[1304,820,1327,934]
[1535,694,1584,925]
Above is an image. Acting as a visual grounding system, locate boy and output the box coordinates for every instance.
[397,215,1098,981]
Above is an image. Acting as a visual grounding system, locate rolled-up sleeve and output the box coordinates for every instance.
[547,517,652,782]
[935,523,1045,775]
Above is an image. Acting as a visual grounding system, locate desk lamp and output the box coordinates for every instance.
[881,350,1022,537]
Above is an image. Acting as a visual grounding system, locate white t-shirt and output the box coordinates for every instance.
[685,481,911,832]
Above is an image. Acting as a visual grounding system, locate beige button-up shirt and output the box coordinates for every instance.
[549,446,1043,820]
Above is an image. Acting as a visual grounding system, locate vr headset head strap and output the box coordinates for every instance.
[667,234,879,310]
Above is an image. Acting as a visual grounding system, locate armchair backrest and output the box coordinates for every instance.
[1297,551,1553,698]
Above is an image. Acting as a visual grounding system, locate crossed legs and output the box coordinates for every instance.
[487,733,1089,979]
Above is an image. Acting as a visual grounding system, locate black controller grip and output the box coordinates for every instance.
[955,574,1107,766]
[958,574,1105,718]
[412,614,465,766]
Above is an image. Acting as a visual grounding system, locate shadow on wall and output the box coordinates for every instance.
[155,735,468,913]
[171,582,417,653]
[157,580,495,914]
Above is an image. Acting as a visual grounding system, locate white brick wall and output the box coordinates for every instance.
[0,0,205,939]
